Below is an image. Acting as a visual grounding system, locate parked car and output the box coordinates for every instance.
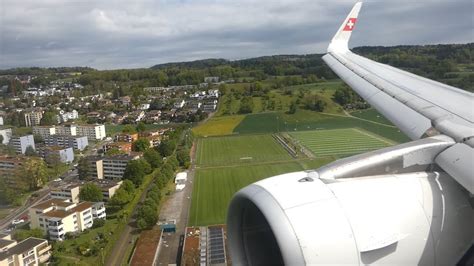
[11,219,24,225]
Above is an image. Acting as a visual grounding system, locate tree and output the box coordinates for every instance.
[16,157,48,190]
[40,111,58,126]
[136,122,146,132]
[176,150,190,168]
[78,157,91,180]
[79,183,104,202]
[132,139,150,152]
[0,135,3,144]
[122,125,136,134]
[288,101,297,114]
[144,149,163,169]
[109,188,131,206]
[121,180,136,192]
[24,146,37,156]
[158,140,176,157]
[123,159,151,186]
[238,96,254,114]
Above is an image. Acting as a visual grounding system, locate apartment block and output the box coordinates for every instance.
[0,237,51,266]
[43,135,88,151]
[38,146,74,164]
[76,124,106,141]
[24,110,43,127]
[103,142,132,154]
[0,128,12,145]
[32,126,56,138]
[29,199,105,241]
[8,135,35,154]
[50,185,81,203]
[102,154,139,180]
[55,124,77,136]
[50,180,122,203]
[86,154,139,180]
[114,133,138,143]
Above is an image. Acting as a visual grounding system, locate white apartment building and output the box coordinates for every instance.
[29,199,105,241]
[55,124,77,136]
[76,124,106,141]
[50,180,122,203]
[32,126,56,138]
[9,135,35,154]
[24,110,43,127]
[0,128,12,145]
[0,236,51,266]
[86,154,139,180]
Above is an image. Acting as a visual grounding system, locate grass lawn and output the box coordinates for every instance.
[233,110,409,143]
[350,108,394,125]
[196,134,292,167]
[289,128,392,157]
[189,161,318,226]
[192,115,244,137]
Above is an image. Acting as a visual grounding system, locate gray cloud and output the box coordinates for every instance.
[0,0,472,69]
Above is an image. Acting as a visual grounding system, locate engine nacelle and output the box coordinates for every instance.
[227,171,473,265]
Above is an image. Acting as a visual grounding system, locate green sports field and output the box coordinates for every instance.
[196,134,292,167]
[290,128,392,157]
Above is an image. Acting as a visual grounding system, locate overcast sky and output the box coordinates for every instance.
[0,0,472,70]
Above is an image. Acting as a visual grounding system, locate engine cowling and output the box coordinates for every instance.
[227,171,474,265]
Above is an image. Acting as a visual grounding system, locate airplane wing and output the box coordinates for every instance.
[227,2,474,265]
[322,2,474,194]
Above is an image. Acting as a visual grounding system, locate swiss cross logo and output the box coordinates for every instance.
[343,18,357,31]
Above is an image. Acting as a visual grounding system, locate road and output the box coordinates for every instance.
[156,142,197,265]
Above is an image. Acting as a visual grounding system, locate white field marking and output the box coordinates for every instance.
[240,157,253,160]
[352,128,396,145]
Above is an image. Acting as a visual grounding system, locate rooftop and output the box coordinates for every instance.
[0,238,48,261]
[31,199,74,211]
[70,202,93,213]
[42,210,72,219]
[0,239,16,250]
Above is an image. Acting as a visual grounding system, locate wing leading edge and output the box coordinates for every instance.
[322,2,474,194]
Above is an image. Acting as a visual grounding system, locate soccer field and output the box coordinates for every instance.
[290,128,392,157]
[196,134,292,167]
[189,162,305,226]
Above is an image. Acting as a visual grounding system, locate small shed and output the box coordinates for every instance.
[160,223,176,233]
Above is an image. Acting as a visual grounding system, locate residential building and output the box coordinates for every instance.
[92,202,106,220]
[9,135,35,154]
[0,117,3,126]
[208,89,219,98]
[29,199,105,241]
[0,156,23,188]
[38,146,74,163]
[119,96,131,106]
[143,135,161,148]
[204,76,219,83]
[173,100,185,109]
[115,133,138,143]
[43,135,88,151]
[76,124,106,141]
[202,100,218,112]
[87,156,104,179]
[24,110,43,127]
[0,237,51,266]
[32,126,56,138]
[51,180,122,203]
[55,124,77,136]
[87,154,139,180]
[102,154,139,180]
[139,103,150,110]
[58,110,79,123]
[0,128,12,145]
[50,185,81,203]
[103,142,132,154]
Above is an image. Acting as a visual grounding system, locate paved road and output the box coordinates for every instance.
[156,167,195,265]
[156,142,197,265]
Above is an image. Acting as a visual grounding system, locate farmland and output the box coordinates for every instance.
[289,128,392,157]
[192,115,244,137]
[196,134,292,167]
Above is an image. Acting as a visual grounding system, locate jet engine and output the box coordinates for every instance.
[227,136,474,265]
